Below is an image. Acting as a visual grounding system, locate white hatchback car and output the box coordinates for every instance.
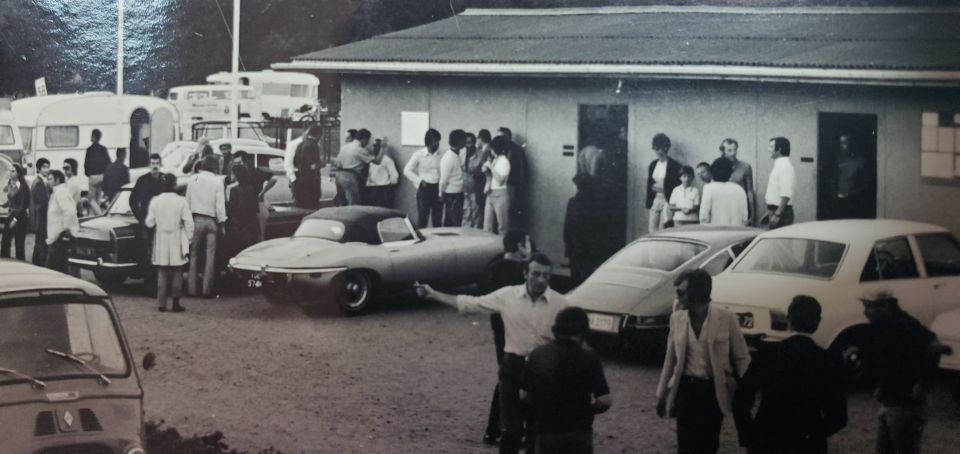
[712,219,960,379]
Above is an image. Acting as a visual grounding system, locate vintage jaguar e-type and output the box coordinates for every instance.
[228,206,504,315]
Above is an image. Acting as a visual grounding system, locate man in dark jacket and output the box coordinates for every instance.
[2,164,30,260]
[29,158,51,266]
[102,148,130,202]
[733,295,847,454]
[130,154,166,281]
[84,129,111,206]
[645,133,682,233]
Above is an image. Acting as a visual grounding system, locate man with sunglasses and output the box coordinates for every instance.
[656,269,751,454]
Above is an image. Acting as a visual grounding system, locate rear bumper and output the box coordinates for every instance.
[68,258,138,269]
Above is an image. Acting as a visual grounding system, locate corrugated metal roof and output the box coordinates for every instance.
[285,7,960,77]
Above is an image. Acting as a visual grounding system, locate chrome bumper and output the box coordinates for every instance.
[68,258,138,268]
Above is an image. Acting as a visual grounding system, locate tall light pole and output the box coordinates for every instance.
[117,0,125,148]
[231,0,241,139]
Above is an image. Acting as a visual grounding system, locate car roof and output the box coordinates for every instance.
[758,219,947,243]
[645,225,762,245]
[305,206,408,244]
[0,259,107,298]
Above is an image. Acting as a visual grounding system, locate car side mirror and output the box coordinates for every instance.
[142,352,156,371]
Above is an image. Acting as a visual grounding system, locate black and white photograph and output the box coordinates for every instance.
[2,1,960,453]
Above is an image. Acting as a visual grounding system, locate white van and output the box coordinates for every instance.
[12,93,180,179]
[206,70,319,120]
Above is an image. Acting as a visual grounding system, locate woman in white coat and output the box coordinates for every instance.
[146,174,194,312]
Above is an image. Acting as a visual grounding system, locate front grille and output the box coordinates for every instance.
[34,411,56,436]
[78,408,102,432]
[35,444,113,454]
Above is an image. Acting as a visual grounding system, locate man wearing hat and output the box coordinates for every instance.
[860,289,940,454]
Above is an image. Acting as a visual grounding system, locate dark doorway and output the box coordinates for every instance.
[817,112,878,220]
[129,108,151,168]
[569,105,627,284]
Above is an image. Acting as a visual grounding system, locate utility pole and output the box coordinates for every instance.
[231,0,241,139]
[117,0,124,148]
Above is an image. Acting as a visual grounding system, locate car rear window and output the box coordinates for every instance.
[734,238,846,279]
[294,219,345,242]
[605,240,707,272]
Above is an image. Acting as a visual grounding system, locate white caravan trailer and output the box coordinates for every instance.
[0,99,25,165]
[12,93,180,181]
[166,84,257,126]
[205,70,319,120]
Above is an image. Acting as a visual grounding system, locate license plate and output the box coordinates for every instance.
[737,312,755,329]
[74,246,96,257]
[247,278,262,288]
[587,313,619,333]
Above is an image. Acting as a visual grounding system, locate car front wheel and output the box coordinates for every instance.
[93,269,128,288]
[830,331,874,387]
[337,271,375,316]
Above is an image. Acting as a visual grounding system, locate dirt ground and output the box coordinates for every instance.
[77,273,960,454]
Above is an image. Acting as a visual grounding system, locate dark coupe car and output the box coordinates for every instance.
[68,184,314,287]
[567,225,760,352]
[229,206,503,315]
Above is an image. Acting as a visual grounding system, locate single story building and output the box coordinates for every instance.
[274,6,960,266]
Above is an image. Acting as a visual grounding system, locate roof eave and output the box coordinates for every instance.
[272,61,960,87]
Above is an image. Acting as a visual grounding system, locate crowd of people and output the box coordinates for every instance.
[416,229,945,454]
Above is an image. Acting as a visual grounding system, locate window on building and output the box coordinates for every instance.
[860,236,919,282]
[44,126,79,148]
[915,233,960,277]
[920,112,960,184]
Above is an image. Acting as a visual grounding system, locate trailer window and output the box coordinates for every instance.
[0,126,14,145]
[187,91,209,101]
[44,126,79,148]
[168,92,179,101]
[262,83,292,96]
[290,84,312,98]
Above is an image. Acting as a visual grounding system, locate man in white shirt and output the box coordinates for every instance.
[44,170,79,273]
[403,128,443,228]
[185,155,227,297]
[764,137,796,229]
[336,128,387,206]
[700,158,749,227]
[416,253,567,454]
[363,152,399,208]
[439,129,466,226]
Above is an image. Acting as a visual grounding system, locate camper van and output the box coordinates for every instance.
[205,70,320,120]
[0,99,25,165]
[12,93,180,179]
[166,84,257,126]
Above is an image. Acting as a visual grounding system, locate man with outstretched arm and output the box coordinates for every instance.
[416,253,567,454]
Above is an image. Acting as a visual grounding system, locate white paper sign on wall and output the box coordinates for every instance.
[401,112,429,147]
[34,77,47,96]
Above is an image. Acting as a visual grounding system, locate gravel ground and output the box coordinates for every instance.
[81,273,960,454]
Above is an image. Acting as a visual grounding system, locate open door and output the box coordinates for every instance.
[129,108,151,168]
[817,113,878,220]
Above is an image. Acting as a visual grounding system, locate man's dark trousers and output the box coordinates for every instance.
[442,192,464,227]
[766,204,795,229]
[499,353,535,454]
[676,376,723,454]
[1,219,28,260]
[485,314,506,440]
[32,230,48,266]
[416,182,442,228]
[44,235,71,273]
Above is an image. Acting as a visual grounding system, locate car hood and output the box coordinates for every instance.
[567,267,675,316]
[232,237,367,269]
[77,216,137,241]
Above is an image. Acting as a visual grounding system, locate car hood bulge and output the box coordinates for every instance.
[567,268,675,316]
[232,237,360,269]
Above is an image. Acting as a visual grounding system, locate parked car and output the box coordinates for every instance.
[931,309,960,406]
[567,225,760,352]
[68,182,316,288]
[0,259,148,454]
[712,219,960,381]
[228,206,504,315]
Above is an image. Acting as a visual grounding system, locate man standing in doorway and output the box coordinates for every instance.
[835,134,871,219]
[84,129,111,207]
[720,138,755,225]
[417,253,567,454]
[733,296,848,454]
[131,154,167,284]
[102,148,130,202]
[497,127,527,228]
[404,129,443,228]
[44,170,79,273]
[186,155,227,297]
[30,158,51,266]
[439,129,466,226]
[764,137,796,229]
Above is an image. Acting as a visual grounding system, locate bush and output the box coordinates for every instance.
[146,420,282,454]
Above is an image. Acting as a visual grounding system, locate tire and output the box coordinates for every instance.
[830,331,874,387]
[337,271,375,316]
[298,114,315,123]
[93,269,128,288]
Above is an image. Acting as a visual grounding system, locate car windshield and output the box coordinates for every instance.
[0,301,128,384]
[107,190,133,216]
[605,240,708,272]
[734,238,846,279]
[294,219,346,242]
